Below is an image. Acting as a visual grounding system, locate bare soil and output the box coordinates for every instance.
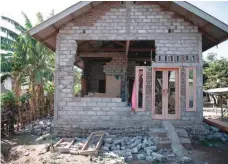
[1,132,228,164]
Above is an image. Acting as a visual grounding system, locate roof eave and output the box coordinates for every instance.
[27,1,92,36]
[174,1,228,33]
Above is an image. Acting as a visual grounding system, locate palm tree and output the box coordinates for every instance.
[1,12,55,120]
[0,16,25,52]
[0,16,24,73]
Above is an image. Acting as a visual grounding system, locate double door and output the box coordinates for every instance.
[152,68,180,119]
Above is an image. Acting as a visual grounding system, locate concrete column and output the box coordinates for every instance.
[54,34,77,123]
[196,34,203,122]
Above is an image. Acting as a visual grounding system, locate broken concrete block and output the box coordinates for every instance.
[137,154,145,160]
[131,147,138,154]
[104,138,113,144]
[145,156,154,161]
[152,152,167,162]
[181,156,192,163]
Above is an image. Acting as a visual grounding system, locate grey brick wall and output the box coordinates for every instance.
[87,61,105,93]
[103,54,127,75]
[54,1,203,135]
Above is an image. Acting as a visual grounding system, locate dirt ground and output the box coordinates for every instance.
[1,132,228,164]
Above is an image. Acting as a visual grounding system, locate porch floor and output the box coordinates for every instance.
[203,118,228,133]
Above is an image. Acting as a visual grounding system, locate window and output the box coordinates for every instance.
[186,67,196,111]
[135,66,146,111]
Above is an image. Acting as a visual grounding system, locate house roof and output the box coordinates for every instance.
[27,1,228,52]
[205,87,228,95]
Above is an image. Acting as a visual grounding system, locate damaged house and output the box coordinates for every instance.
[28,1,228,136]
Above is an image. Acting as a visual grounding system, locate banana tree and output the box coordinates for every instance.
[2,12,55,120]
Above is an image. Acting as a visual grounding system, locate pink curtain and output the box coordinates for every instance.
[131,80,136,110]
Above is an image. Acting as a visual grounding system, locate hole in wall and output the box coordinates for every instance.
[133,1,136,4]
[186,55,188,61]
[83,29,86,34]
[192,56,195,62]
[168,29,174,33]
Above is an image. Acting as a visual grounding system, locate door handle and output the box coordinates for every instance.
[162,88,168,96]
[162,88,166,96]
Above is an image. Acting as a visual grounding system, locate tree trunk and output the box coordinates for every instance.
[13,74,21,97]
[29,75,36,120]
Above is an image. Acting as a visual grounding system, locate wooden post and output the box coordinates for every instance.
[221,95,223,120]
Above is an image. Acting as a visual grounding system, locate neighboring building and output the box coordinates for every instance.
[28,1,228,136]
[0,74,12,93]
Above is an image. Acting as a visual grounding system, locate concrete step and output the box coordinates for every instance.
[149,124,193,151]
[180,138,192,150]
[149,128,172,149]
[149,128,168,138]
[176,128,192,150]
[157,140,172,149]
[162,121,189,156]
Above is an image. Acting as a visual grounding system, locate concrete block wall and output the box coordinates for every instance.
[127,61,136,77]
[103,55,127,75]
[54,1,203,135]
[60,2,198,35]
[87,61,105,93]
[146,67,152,111]
[55,97,155,136]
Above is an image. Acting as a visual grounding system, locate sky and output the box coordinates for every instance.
[0,0,228,59]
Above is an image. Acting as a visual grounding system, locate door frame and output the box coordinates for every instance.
[152,67,180,120]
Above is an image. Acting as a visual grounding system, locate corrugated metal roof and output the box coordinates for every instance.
[27,1,228,52]
[205,87,228,95]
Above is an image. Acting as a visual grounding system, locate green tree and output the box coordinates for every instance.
[1,13,55,120]
[0,16,25,73]
[203,53,228,89]
[0,16,25,52]
[73,67,82,95]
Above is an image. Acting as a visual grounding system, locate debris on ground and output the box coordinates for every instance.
[24,117,54,136]
[99,133,175,162]
[2,117,228,164]
[80,131,105,155]
[184,123,228,148]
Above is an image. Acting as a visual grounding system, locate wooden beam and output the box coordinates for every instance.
[78,52,125,57]
[78,48,156,52]
[41,30,58,43]
[166,1,172,8]
[52,24,58,30]
[129,41,137,46]
[78,40,97,47]
[219,34,228,43]
[202,23,210,30]
[125,41,130,57]
[34,34,55,51]
[112,41,126,46]
[128,58,151,61]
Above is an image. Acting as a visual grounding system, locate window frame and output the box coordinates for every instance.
[135,66,146,111]
[186,67,196,111]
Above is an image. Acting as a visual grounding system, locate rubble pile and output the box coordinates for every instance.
[100,134,173,162]
[25,117,54,136]
[184,123,228,145]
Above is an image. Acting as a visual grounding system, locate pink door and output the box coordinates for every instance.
[152,68,180,120]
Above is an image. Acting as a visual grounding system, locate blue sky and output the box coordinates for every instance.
[189,1,228,59]
[0,0,228,59]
